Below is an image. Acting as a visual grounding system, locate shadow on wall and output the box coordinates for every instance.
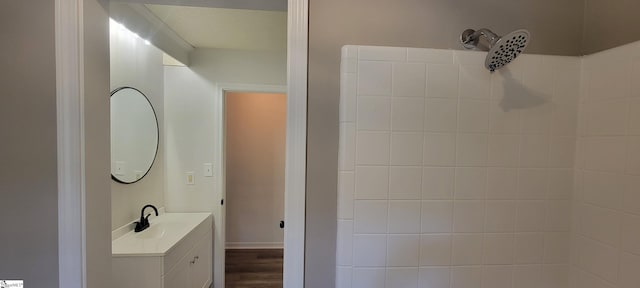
[498,69,550,111]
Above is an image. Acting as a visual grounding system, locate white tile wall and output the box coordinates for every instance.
[340,43,640,287]
[391,133,424,165]
[451,266,483,288]
[393,63,426,97]
[424,133,457,166]
[424,98,458,132]
[419,267,451,288]
[422,167,455,199]
[571,41,640,288]
[514,265,543,288]
[386,268,419,288]
[392,98,425,131]
[389,167,422,200]
[357,97,391,130]
[356,132,390,165]
[420,234,452,266]
[354,200,388,233]
[387,235,420,266]
[482,265,514,288]
[388,201,421,233]
[451,233,483,265]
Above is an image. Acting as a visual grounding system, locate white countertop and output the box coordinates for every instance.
[112,212,212,257]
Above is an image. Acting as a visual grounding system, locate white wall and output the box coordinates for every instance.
[571,41,640,288]
[110,21,166,230]
[164,48,286,212]
[336,46,580,288]
[164,47,286,284]
[190,48,287,85]
[225,92,286,248]
[164,66,219,213]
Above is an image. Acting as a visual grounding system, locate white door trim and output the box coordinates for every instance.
[214,83,287,288]
[284,1,308,287]
[56,0,308,287]
[56,0,86,288]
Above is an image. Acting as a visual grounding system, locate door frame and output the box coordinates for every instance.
[55,0,308,287]
[214,83,287,288]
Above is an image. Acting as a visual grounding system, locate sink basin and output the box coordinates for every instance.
[134,222,186,239]
[135,224,166,239]
[112,213,212,257]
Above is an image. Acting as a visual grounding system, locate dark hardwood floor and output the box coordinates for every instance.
[225,249,283,288]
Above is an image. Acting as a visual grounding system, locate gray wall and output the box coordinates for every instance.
[0,2,59,287]
[306,0,585,286]
[0,1,111,287]
[582,0,640,54]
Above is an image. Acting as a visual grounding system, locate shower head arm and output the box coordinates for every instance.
[461,28,500,49]
[473,28,500,45]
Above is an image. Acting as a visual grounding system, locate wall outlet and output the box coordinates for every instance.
[186,172,195,185]
[204,163,213,177]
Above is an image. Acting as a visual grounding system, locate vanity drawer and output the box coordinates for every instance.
[163,216,212,275]
[189,231,212,288]
[163,229,212,288]
[112,256,163,288]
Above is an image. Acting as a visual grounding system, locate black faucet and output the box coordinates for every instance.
[134,204,158,232]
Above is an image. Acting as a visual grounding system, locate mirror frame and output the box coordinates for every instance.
[110,86,159,184]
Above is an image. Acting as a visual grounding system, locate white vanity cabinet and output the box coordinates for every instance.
[163,231,212,288]
[112,213,213,288]
[189,233,213,288]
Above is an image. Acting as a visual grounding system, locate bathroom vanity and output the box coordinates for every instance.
[112,213,213,288]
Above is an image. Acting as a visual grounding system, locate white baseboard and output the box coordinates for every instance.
[225,242,284,250]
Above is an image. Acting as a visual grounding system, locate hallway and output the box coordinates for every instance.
[225,249,283,288]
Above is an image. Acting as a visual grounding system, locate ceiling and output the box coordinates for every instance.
[145,4,287,51]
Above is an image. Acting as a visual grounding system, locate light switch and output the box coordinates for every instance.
[186,172,195,185]
[204,163,213,177]
[115,161,125,176]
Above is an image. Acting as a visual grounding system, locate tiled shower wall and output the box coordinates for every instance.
[337,46,581,288]
[571,42,640,288]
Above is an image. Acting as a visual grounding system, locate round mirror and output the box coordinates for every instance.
[110,87,159,184]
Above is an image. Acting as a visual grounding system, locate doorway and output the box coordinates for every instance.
[223,91,287,288]
[109,3,292,287]
[55,0,307,287]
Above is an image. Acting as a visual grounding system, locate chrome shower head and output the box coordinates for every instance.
[460,28,530,72]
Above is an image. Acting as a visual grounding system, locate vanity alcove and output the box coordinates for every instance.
[110,87,213,288]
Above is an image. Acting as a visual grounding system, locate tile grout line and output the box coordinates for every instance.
[350,50,358,284]
[448,51,462,288]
